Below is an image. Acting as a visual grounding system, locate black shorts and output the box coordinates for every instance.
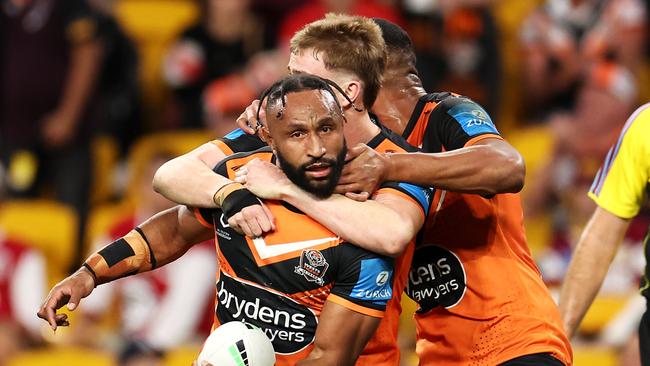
[640,309,650,366]
[500,353,565,366]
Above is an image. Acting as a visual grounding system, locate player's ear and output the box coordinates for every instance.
[259,126,273,146]
[341,80,362,110]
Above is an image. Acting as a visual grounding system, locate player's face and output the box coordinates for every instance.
[288,50,335,80]
[266,89,347,198]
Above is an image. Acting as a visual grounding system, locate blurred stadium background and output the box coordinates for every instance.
[1,0,649,365]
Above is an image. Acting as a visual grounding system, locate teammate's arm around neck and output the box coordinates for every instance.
[283,186,425,257]
[239,158,426,257]
[153,142,230,208]
[384,138,525,195]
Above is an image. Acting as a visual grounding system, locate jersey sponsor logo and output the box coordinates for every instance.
[376,271,390,286]
[405,245,466,311]
[294,249,329,286]
[217,213,231,240]
[216,272,318,354]
[351,258,393,304]
[447,103,499,137]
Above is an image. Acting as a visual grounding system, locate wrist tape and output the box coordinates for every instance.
[83,227,156,286]
[221,188,261,220]
[213,182,246,207]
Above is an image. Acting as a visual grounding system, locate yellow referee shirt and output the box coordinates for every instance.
[589,103,650,219]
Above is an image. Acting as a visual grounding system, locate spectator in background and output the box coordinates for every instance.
[0,0,104,264]
[197,0,405,134]
[401,0,501,117]
[200,49,286,136]
[0,233,46,365]
[75,153,216,353]
[251,0,307,44]
[526,61,639,290]
[162,0,272,129]
[176,0,404,135]
[519,0,647,122]
[88,0,142,155]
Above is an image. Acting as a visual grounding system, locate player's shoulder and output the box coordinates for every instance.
[212,129,267,156]
[213,146,273,175]
[626,103,650,133]
[430,93,491,120]
[414,92,495,131]
[421,92,472,112]
[615,103,650,155]
[409,92,458,121]
[427,93,498,136]
[371,122,419,153]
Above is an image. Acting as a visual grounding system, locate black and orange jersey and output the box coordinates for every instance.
[210,128,267,156]
[195,143,431,366]
[201,124,432,365]
[354,123,432,366]
[401,92,502,152]
[402,93,572,365]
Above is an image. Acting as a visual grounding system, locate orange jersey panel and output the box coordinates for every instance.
[403,95,572,365]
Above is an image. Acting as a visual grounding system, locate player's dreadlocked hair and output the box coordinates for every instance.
[255,73,360,128]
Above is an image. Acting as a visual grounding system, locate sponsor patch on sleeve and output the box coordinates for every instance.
[223,128,246,140]
[447,103,499,136]
[397,183,433,215]
[351,258,393,304]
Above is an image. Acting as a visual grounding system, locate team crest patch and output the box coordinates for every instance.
[295,249,329,286]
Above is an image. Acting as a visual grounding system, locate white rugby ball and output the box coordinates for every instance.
[197,321,275,366]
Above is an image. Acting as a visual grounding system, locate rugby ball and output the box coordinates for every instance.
[197,321,275,366]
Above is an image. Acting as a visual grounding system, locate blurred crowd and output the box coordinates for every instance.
[1,0,649,365]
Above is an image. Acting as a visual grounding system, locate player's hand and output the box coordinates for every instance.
[41,110,78,148]
[235,99,264,135]
[335,143,388,201]
[235,158,293,200]
[227,203,275,237]
[37,267,95,331]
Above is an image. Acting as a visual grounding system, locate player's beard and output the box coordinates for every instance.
[276,144,347,199]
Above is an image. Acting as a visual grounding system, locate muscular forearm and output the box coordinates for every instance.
[85,206,211,285]
[138,206,212,267]
[385,142,525,195]
[153,143,231,208]
[282,187,417,257]
[558,208,629,337]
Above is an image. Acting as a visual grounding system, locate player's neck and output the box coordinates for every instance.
[342,111,381,146]
[372,76,426,136]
